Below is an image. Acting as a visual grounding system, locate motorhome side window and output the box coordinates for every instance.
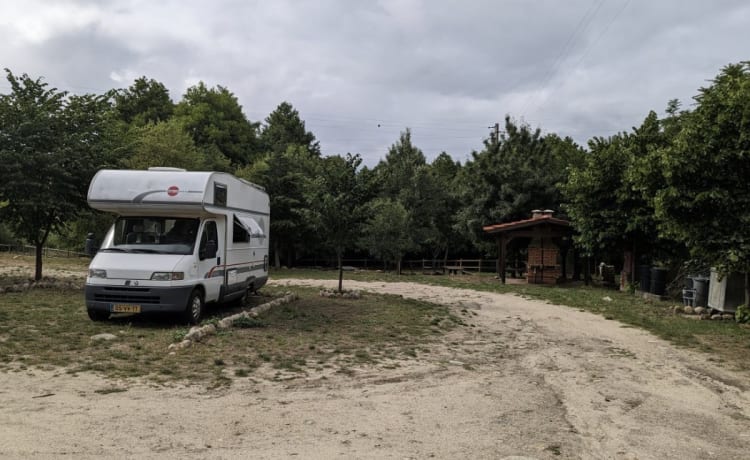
[200,221,218,252]
[233,216,250,243]
[214,183,227,207]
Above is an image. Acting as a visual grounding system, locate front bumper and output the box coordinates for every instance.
[85,284,194,313]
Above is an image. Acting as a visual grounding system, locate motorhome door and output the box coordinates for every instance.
[198,219,223,301]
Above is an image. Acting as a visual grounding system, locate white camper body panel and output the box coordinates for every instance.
[85,169,269,322]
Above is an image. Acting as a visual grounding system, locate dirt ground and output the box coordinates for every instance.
[2,278,750,459]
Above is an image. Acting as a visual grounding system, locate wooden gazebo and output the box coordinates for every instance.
[483,210,574,284]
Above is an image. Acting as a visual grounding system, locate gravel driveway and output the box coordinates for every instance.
[1,279,748,459]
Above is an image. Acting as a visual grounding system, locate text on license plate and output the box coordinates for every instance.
[112,304,141,313]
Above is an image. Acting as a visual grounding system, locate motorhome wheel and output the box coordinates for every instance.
[87,309,109,322]
[183,290,204,324]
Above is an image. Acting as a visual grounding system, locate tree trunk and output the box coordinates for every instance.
[285,243,294,268]
[397,258,402,275]
[35,241,43,281]
[337,252,343,293]
[273,241,281,268]
[745,271,749,308]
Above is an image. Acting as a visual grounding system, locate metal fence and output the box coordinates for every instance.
[295,257,500,274]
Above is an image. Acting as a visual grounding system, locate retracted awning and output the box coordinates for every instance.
[235,215,266,238]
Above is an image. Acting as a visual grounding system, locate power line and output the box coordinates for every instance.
[520,0,605,116]
[532,0,632,114]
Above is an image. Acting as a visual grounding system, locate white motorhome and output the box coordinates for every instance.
[85,167,269,324]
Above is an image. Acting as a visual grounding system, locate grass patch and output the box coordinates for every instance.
[233,316,267,328]
[0,259,460,384]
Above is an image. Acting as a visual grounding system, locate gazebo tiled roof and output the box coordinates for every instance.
[483,214,571,234]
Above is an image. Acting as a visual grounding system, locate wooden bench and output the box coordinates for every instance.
[445,266,463,275]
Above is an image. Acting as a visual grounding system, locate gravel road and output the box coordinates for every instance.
[1,278,748,459]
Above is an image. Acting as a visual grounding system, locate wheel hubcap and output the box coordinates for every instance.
[191,296,201,318]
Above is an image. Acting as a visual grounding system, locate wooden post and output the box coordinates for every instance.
[572,248,580,281]
[500,236,507,284]
[631,242,636,288]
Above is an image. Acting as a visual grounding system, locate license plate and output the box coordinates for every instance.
[112,304,141,313]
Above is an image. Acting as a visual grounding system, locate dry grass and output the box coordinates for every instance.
[0,257,461,386]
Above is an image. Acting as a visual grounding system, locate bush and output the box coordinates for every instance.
[233,316,267,328]
[0,223,16,245]
[734,305,750,324]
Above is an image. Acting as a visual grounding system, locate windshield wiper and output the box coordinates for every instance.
[100,247,129,253]
[130,248,162,254]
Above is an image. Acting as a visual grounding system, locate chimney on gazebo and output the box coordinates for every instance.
[531,209,555,219]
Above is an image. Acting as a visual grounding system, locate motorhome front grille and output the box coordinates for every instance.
[95,287,160,304]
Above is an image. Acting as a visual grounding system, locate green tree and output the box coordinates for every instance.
[175,82,260,166]
[373,129,444,259]
[655,62,750,301]
[456,117,571,253]
[376,129,426,198]
[236,145,318,267]
[123,119,230,171]
[427,152,466,263]
[114,76,174,126]
[0,70,116,279]
[260,102,320,155]
[563,134,631,256]
[303,153,365,291]
[359,198,415,273]
[562,105,688,286]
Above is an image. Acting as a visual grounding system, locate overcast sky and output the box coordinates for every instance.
[1,0,748,166]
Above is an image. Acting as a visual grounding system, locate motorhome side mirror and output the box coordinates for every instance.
[200,240,218,260]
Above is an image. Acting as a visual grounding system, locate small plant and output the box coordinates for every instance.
[235,368,249,377]
[172,328,188,342]
[94,387,128,394]
[735,305,750,324]
[233,316,267,328]
[545,444,562,456]
[354,349,372,362]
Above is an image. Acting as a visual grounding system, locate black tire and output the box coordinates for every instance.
[182,289,204,325]
[235,283,254,307]
[87,309,109,322]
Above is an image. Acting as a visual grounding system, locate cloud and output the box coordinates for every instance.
[1,0,748,165]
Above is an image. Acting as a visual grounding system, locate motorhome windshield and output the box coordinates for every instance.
[106,217,199,255]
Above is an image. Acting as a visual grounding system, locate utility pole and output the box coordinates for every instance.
[488,123,500,142]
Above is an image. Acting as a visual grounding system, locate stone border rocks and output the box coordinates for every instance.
[319,288,362,299]
[673,305,735,321]
[168,292,298,352]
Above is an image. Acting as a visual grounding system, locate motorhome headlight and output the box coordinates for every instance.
[88,269,107,279]
[150,272,184,281]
